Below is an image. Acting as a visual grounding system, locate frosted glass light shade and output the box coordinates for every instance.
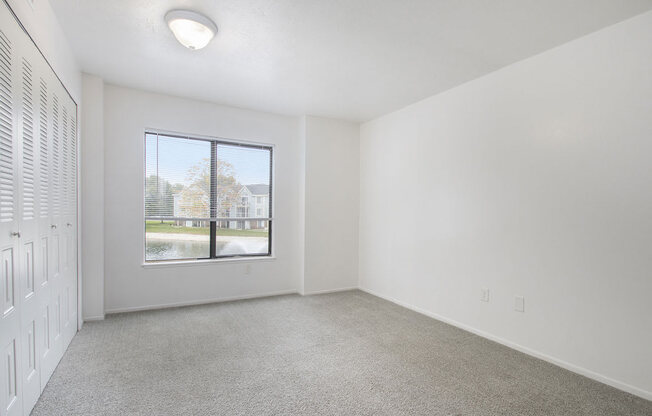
[165,10,217,50]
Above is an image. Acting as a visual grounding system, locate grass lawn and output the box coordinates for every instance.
[146,221,268,237]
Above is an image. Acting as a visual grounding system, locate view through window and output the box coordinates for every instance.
[144,132,272,261]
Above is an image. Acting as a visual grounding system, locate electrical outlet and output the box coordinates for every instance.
[514,296,525,312]
[481,288,489,302]
[245,264,252,275]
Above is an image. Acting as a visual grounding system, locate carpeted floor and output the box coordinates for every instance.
[31,290,652,416]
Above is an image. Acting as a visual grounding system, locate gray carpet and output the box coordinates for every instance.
[31,290,652,416]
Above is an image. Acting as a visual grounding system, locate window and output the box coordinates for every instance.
[257,196,263,204]
[145,132,272,262]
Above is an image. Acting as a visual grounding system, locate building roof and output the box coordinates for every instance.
[244,184,269,196]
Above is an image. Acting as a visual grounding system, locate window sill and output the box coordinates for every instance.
[142,256,276,268]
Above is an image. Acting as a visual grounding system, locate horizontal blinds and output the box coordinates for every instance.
[145,133,211,219]
[145,132,272,222]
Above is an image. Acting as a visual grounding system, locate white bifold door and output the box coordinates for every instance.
[0,2,78,415]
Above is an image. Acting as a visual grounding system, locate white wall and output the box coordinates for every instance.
[80,73,104,320]
[7,0,80,101]
[297,117,307,295]
[302,116,359,294]
[359,11,652,400]
[103,85,305,312]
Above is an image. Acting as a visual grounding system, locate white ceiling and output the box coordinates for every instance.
[51,0,652,122]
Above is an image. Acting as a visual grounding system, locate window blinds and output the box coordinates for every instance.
[144,132,272,222]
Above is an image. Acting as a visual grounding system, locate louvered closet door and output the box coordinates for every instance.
[35,56,54,393]
[59,88,76,350]
[0,2,78,415]
[63,104,76,349]
[40,72,66,388]
[0,5,24,416]
[16,33,41,412]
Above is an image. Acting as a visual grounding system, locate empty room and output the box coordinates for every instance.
[0,0,651,415]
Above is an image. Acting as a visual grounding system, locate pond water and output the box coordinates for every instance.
[145,237,268,261]
[146,240,212,260]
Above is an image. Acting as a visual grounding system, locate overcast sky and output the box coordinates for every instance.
[145,133,270,187]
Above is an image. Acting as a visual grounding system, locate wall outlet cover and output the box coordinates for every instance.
[481,288,490,302]
[515,296,525,312]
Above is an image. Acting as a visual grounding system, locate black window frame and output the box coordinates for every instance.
[144,131,273,263]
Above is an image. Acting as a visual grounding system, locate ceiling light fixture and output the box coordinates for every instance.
[165,10,217,50]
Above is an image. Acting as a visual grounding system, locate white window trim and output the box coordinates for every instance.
[141,256,276,268]
[141,128,276,265]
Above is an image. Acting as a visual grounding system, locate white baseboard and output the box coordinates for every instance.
[83,315,105,322]
[359,286,652,402]
[104,289,299,314]
[302,286,358,296]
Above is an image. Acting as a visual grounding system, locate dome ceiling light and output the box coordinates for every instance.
[165,9,218,50]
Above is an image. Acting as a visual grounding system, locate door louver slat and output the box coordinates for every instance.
[22,58,35,220]
[38,78,48,218]
[51,94,59,217]
[0,30,12,223]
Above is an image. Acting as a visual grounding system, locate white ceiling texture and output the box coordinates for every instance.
[51,0,652,121]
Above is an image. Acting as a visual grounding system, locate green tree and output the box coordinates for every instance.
[145,175,174,217]
[178,158,241,218]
